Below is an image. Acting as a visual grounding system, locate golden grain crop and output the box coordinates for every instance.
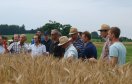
[0,54,132,84]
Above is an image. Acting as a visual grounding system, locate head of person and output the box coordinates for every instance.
[0,36,3,45]
[34,35,41,44]
[14,34,20,42]
[98,24,110,38]
[82,31,91,43]
[58,36,70,48]
[2,36,8,43]
[69,27,78,40]
[108,27,120,41]
[20,34,27,43]
[36,31,42,36]
[44,31,50,41]
[51,29,61,41]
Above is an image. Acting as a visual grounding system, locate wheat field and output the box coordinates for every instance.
[0,54,132,84]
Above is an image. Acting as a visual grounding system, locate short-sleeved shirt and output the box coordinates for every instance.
[29,44,46,57]
[8,42,29,54]
[0,46,5,54]
[64,44,78,59]
[73,37,84,58]
[109,42,126,65]
[82,42,97,59]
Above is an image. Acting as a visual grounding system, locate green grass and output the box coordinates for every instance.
[4,34,34,43]
[124,43,132,63]
[94,42,132,63]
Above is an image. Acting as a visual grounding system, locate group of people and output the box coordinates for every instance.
[0,24,126,66]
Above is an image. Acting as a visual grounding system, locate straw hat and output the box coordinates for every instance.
[98,24,110,31]
[69,28,78,35]
[58,36,69,46]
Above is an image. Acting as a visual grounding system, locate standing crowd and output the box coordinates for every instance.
[0,24,126,66]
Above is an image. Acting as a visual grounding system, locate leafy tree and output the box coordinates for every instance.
[91,31,99,39]
[37,20,71,36]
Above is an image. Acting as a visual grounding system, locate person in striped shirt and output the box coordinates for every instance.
[69,27,84,58]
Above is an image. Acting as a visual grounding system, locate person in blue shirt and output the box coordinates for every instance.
[82,31,97,59]
[42,31,52,52]
[69,28,84,58]
[108,27,126,66]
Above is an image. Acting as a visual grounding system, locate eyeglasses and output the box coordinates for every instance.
[100,30,107,32]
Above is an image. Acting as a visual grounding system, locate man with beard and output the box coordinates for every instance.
[108,27,126,66]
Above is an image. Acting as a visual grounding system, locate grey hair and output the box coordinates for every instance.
[51,29,62,36]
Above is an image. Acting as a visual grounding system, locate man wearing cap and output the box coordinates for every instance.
[98,24,111,61]
[42,31,52,52]
[69,27,84,58]
[58,36,78,59]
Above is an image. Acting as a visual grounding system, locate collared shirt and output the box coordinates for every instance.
[100,37,111,61]
[73,37,84,58]
[8,42,29,54]
[64,44,78,59]
[82,42,97,59]
[29,44,46,57]
[0,45,5,54]
[109,42,126,65]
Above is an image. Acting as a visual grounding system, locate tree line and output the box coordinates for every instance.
[0,24,36,35]
[0,20,132,42]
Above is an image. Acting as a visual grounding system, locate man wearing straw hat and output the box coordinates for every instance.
[58,36,78,59]
[98,24,111,62]
[69,27,84,58]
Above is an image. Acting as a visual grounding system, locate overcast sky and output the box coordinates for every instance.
[0,0,132,38]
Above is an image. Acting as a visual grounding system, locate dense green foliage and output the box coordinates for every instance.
[0,24,36,35]
[0,20,132,42]
[37,20,71,36]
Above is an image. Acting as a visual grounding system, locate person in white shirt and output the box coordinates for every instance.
[58,36,78,59]
[0,36,5,54]
[29,35,47,57]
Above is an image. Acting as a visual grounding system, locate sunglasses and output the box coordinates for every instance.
[100,30,107,32]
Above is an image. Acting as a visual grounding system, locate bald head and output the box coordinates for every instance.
[14,34,19,42]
